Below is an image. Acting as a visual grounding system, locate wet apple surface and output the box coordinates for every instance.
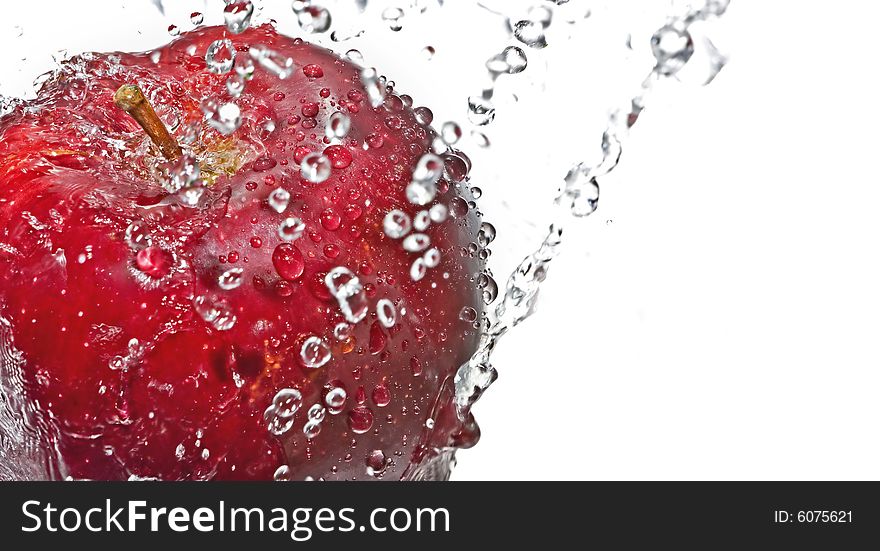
[0,25,485,480]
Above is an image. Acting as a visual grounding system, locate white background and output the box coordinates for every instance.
[3,1,879,480]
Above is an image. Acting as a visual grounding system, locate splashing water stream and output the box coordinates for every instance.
[452,0,731,424]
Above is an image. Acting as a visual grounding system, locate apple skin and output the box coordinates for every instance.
[0,25,485,480]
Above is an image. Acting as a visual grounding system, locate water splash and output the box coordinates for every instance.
[205,39,236,75]
[300,336,332,368]
[452,0,731,425]
[0,310,58,479]
[224,1,255,34]
[249,46,295,79]
[293,2,332,34]
[300,152,332,183]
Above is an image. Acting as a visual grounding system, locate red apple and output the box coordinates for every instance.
[0,25,485,480]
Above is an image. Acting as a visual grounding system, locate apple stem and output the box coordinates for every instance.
[114,84,182,161]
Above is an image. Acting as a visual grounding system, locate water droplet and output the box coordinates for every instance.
[324,385,347,411]
[423,248,441,268]
[268,187,290,213]
[234,55,256,80]
[320,208,342,230]
[443,152,471,182]
[471,130,491,148]
[345,49,364,63]
[383,210,412,239]
[479,273,499,304]
[325,111,351,140]
[218,267,244,290]
[360,67,386,108]
[414,106,433,125]
[477,221,496,247]
[403,233,430,253]
[471,186,483,199]
[300,336,331,368]
[323,145,352,169]
[178,180,206,208]
[325,267,368,323]
[303,63,324,78]
[108,356,126,371]
[410,356,424,376]
[449,196,469,218]
[334,323,351,341]
[202,99,242,135]
[301,101,319,117]
[125,222,151,250]
[560,164,600,216]
[488,45,528,74]
[364,132,385,150]
[265,406,294,435]
[273,388,303,418]
[372,385,391,407]
[414,153,444,184]
[413,210,430,231]
[273,465,291,481]
[190,12,204,25]
[226,76,245,97]
[513,20,547,49]
[300,153,332,183]
[410,258,427,281]
[429,204,448,223]
[168,25,180,37]
[406,153,443,205]
[406,181,436,206]
[249,46,295,79]
[205,39,236,74]
[348,405,375,434]
[484,59,506,76]
[224,1,254,34]
[175,443,185,459]
[308,403,326,422]
[164,154,200,192]
[421,46,436,60]
[180,121,200,145]
[459,307,478,322]
[366,449,386,476]
[193,295,237,331]
[135,246,174,278]
[294,4,332,33]
[369,320,387,354]
[432,136,449,154]
[278,217,306,241]
[377,298,396,328]
[441,122,462,145]
[272,243,305,280]
[651,25,694,76]
[382,7,404,31]
[503,46,529,73]
[303,421,322,439]
[467,96,496,126]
